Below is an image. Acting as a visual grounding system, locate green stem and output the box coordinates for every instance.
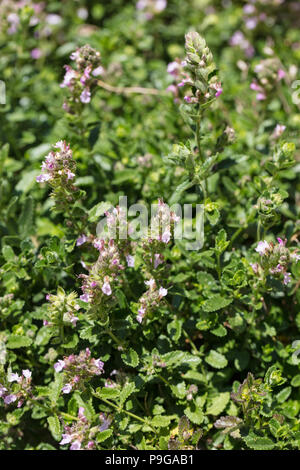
[228,211,256,249]
[105,329,125,349]
[183,329,198,354]
[92,393,157,434]
[257,219,262,242]
[196,111,207,197]
[157,374,171,387]
[61,412,79,421]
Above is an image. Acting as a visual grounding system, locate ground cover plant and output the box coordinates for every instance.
[0,0,300,451]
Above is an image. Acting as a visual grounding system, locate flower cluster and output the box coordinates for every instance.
[242,1,285,31]
[54,349,104,394]
[136,153,153,168]
[0,369,32,407]
[140,199,179,275]
[252,238,300,285]
[250,58,285,101]
[44,288,80,328]
[136,0,167,20]
[36,140,75,184]
[61,44,103,112]
[78,206,134,316]
[36,141,80,212]
[60,407,111,450]
[167,32,222,105]
[229,31,254,58]
[137,278,168,323]
[79,239,124,304]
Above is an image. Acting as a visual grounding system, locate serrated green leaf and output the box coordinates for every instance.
[205,350,228,369]
[47,415,61,442]
[206,392,230,416]
[202,295,232,312]
[7,335,32,349]
[121,348,139,368]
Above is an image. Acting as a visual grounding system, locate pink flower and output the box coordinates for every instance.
[80,66,92,85]
[70,440,81,450]
[256,92,266,101]
[67,170,75,180]
[60,434,72,445]
[154,253,163,269]
[76,235,87,246]
[162,230,171,243]
[36,173,51,183]
[158,287,168,298]
[8,373,20,383]
[145,278,156,290]
[80,293,90,303]
[278,69,286,80]
[250,263,259,274]
[92,66,104,77]
[256,240,270,256]
[283,272,291,285]
[54,360,65,373]
[272,124,286,139]
[22,370,32,379]
[62,383,72,394]
[0,385,7,397]
[31,48,42,59]
[102,281,112,296]
[126,255,135,267]
[167,61,180,76]
[80,88,91,103]
[4,394,17,404]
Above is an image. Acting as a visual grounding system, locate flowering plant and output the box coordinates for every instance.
[0,0,300,452]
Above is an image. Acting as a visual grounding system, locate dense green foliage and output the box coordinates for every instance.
[0,0,300,450]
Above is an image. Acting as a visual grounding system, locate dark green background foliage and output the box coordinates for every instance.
[0,0,300,450]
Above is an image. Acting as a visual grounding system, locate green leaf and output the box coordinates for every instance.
[7,335,32,349]
[167,318,182,342]
[211,325,227,337]
[119,382,135,406]
[47,415,61,442]
[121,348,139,368]
[234,351,250,371]
[96,387,120,400]
[291,375,300,387]
[151,415,172,427]
[205,350,228,369]
[96,429,113,443]
[162,351,201,368]
[206,392,230,416]
[276,386,291,404]
[202,295,232,312]
[215,229,230,254]
[184,404,204,425]
[73,392,95,421]
[18,196,34,238]
[2,245,16,262]
[49,373,63,406]
[243,432,275,450]
[170,179,193,205]
[88,201,112,223]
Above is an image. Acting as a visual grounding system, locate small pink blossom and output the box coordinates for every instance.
[80,88,91,104]
[256,240,270,256]
[62,383,72,394]
[80,293,90,303]
[126,255,135,267]
[76,235,87,246]
[102,281,112,296]
[54,360,65,373]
